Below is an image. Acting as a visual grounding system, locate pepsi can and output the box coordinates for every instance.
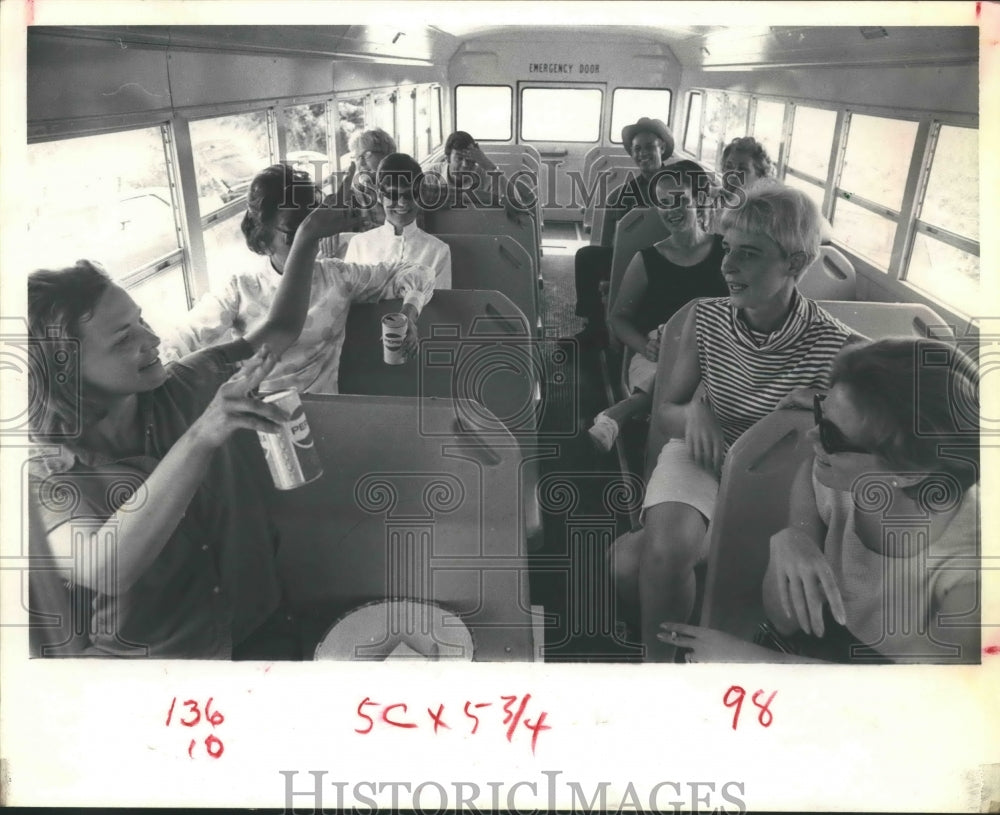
[256,389,323,490]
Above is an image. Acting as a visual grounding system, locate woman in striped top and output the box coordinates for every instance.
[611,181,858,661]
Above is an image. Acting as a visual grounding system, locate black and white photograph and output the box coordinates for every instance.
[1,1,997,811]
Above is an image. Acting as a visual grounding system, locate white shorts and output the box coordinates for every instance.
[626,327,664,394]
[627,353,657,394]
[642,437,720,522]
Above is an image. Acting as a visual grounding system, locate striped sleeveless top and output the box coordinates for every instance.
[695,292,854,447]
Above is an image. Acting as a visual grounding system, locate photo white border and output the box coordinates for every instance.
[2,2,998,811]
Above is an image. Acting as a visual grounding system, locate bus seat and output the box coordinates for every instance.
[483,142,541,167]
[643,298,701,481]
[590,167,639,246]
[699,409,815,640]
[606,207,671,332]
[423,206,540,284]
[817,300,955,341]
[434,233,540,333]
[270,393,539,659]
[583,145,631,187]
[585,151,635,188]
[797,246,857,301]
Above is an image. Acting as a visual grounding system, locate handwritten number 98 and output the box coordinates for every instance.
[723,685,777,730]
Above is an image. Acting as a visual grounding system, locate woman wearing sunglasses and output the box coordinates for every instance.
[344,153,451,289]
[161,164,436,391]
[659,337,980,664]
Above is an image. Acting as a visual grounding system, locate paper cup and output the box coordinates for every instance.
[381,312,408,365]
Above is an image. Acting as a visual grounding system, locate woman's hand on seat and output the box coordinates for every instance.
[190,346,286,448]
[644,333,661,362]
[685,397,726,474]
[769,527,846,637]
[657,623,783,663]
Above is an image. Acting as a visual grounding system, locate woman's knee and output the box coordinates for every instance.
[609,529,643,583]
[641,502,708,568]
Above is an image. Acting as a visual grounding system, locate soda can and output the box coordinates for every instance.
[256,388,324,490]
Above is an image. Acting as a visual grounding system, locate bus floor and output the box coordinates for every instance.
[532,222,645,662]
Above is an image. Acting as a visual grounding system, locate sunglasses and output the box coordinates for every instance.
[813,394,870,455]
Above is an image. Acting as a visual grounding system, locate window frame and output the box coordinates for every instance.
[454,83,514,142]
[698,89,750,169]
[829,110,923,271]
[608,86,673,144]
[685,87,979,319]
[748,96,789,172]
[26,121,192,307]
[681,90,704,158]
[518,84,605,144]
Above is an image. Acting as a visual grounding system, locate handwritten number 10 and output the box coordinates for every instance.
[723,686,777,730]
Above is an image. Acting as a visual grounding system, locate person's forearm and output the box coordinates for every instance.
[655,400,689,440]
[250,234,320,357]
[609,315,650,356]
[400,302,420,323]
[787,460,825,539]
[86,430,217,595]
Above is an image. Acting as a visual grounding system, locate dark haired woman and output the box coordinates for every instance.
[660,338,980,664]
[344,153,451,288]
[588,160,729,451]
[27,201,343,658]
[162,163,436,392]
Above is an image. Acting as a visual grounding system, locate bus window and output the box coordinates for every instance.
[415,88,431,160]
[202,209,250,294]
[783,173,826,213]
[26,126,186,334]
[430,86,443,151]
[190,111,271,217]
[833,113,918,268]
[917,124,979,239]
[786,105,837,207]
[724,94,750,145]
[751,99,785,165]
[521,87,602,142]
[284,102,330,179]
[127,266,191,335]
[905,124,979,314]
[701,90,726,166]
[610,88,673,143]
[455,85,513,141]
[372,93,396,143]
[682,91,703,156]
[397,88,416,156]
[337,96,366,168]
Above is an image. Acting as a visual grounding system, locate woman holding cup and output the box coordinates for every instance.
[161,164,434,390]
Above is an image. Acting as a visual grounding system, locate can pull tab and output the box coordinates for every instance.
[452,419,502,466]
